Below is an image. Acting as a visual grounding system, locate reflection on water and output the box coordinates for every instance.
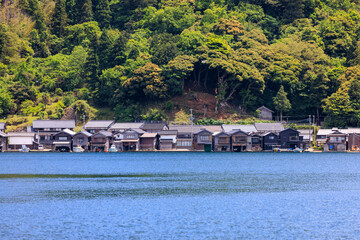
[1,152,360,239]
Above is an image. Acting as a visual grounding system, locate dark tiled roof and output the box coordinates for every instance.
[159,130,178,135]
[222,125,257,133]
[169,125,204,133]
[110,122,144,130]
[257,106,274,113]
[33,120,75,129]
[141,123,167,130]
[84,120,114,129]
[92,130,112,137]
[254,123,284,132]
[75,131,92,137]
[228,129,248,135]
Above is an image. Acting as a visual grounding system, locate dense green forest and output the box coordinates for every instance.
[1,0,360,128]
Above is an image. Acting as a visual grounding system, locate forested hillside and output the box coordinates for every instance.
[1,0,360,128]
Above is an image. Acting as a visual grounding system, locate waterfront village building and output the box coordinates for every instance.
[120,128,145,151]
[158,130,178,150]
[7,132,38,150]
[228,129,252,152]
[194,129,213,152]
[52,129,76,152]
[139,133,158,151]
[84,120,115,134]
[257,106,274,121]
[90,130,113,152]
[278,128,305,149]
[32,120,75,149]
[262,132,280,151]
[169,125,204,150]
[73,131,92,151]
[213,132,231,152]
[0,131,7,152]
[323,128,347,152]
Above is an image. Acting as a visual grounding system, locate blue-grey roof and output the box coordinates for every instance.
[222,125,257,134]
[110,122,144,130]
[169,125,204,133]
[92,130,113,137]
[33,120,75,129]
[84,120,114,129]
[75,130,92,137]
[254,123,284,132]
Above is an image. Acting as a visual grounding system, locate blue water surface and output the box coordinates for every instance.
[1,152,360,239]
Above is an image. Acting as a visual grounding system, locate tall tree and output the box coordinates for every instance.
[109,33,127,67]
[95,0,111,29]
[80,0,93,23]
[273,86,291,121]
[84,33,99,90]
[52,0,68,37]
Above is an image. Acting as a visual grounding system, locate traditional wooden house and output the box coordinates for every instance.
[158,130,178,150]
[90,130,113,152]
[169,125,203,150]
[140,133,158,150]
[73,131,92,151]
[278,128,305,149]
[84,120,114,134]
[0,132,7,152]
[298,129,313,149]
[262,132,280,151]
[254,123,284,134]
[109,122,144,133]
[257,106,274,121]
[229,129,250,152]
[250,133,263,151]
[141,122,168,133]
[7,132,38,150]
[323,129,347,152]
[213,132,231,152]
[315,129,333,147]
[32,120,75,149]
[52,129,76,152]
[194,129,213,152]
[120,129,144,151]
[348,133,360,151]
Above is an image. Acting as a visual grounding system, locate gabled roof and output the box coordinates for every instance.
[203,125,222,133]
[262,132,278,137]
[194,128,212,135]
[33,120,75,129]
[54,129,76,136]
[257,106,274,113]
[222,125,257,134]
[84,120,114,129]
[213,132,230,137]
[169,125,204,133]
[141,122,167,131]
[0,122,5,130]
[74,130,92,137]
[228,129,249,135]
[279,128,299,134]
[297,129,314,135]
[92,130,112,137]
[123,128,145,134]
[254,123,284,132]
[316,129,334,136]
[140,132,158,138]
[110,122,144,130]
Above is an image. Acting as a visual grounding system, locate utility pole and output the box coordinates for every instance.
[190,109,194,150]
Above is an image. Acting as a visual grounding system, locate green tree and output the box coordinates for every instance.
[52,0,68,37]
[273,86,291,121]
[95,0,111,29]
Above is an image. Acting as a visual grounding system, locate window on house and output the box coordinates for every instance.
[252,138,259,143]
[177,140,192,147]
[269,136,275,140]
[127,135,136,139]
[235,136,247,142]
[200,135,209,141]
[59,137,68,141]
[78,138,84,144]
[219,137,228,143]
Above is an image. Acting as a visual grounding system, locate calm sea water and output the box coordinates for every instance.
[1,152,360,239]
